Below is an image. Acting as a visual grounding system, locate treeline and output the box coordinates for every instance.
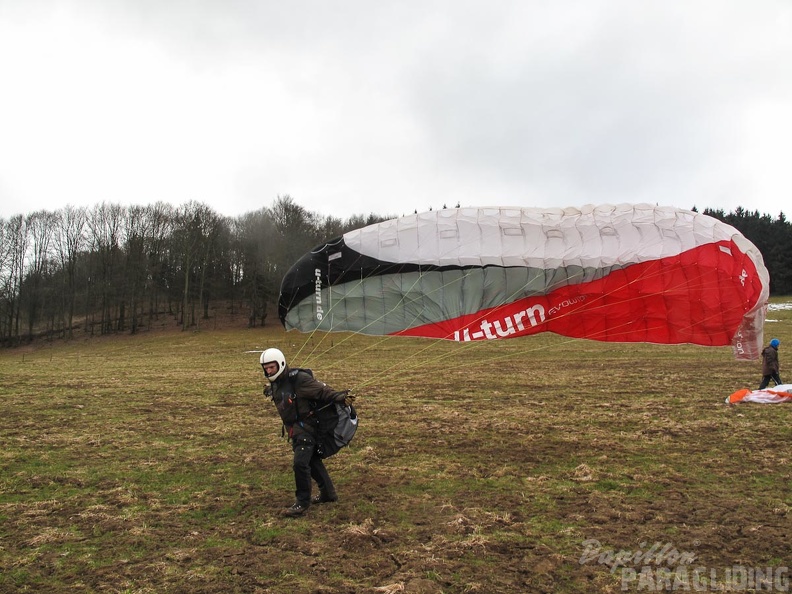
[0,200,790,346]
[0,196,388,345]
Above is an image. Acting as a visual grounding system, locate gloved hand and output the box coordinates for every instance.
[333,390,355,404]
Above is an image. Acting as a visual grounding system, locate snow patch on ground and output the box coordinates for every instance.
[768,302,792,311]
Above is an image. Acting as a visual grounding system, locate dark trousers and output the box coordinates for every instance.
[759,373,783,390]
[292,434,335,506]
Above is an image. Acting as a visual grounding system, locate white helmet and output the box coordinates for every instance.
[260,347,287,381]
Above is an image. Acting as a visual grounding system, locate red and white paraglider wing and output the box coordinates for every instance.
[278,204,769,360]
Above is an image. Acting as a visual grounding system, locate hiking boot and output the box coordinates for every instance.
[311,493,338,505]
[283,503,309,517]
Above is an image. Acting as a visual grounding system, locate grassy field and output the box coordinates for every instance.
[1,302,791,593]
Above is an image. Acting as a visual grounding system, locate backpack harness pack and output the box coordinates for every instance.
[283,368,359,459]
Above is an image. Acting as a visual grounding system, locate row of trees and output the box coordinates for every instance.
[701,207,792,296]
[0,199,789,346]
[0,196,386,344]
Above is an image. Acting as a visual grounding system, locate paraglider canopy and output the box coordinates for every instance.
[279,204,769,360]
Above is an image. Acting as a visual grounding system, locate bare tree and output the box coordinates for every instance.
[233,208,277,327]
[53,205,86,338]
[1,216,29,342]
[194,208,227,329]
[86,203,125,335]
[173,202,226,330]
[26,211,59,339]
[143,202,175,329]
[0,219,9,339]
[0,217,22,341]
[123,205,152,334]
[270,195,322,276]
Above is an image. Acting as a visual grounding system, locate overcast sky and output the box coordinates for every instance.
[1,0,790,222]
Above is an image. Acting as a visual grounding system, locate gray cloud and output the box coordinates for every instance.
[0,0,790,218]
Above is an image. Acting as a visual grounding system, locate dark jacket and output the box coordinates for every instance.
[269,367,339,441]
[761,345,780,375]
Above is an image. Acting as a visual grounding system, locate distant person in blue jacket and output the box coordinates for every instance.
[758,338,782,389]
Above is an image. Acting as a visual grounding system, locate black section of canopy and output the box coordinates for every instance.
[279,238,403,326]
[277,237,468,327]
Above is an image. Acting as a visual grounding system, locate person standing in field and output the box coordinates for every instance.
[260,347,354,517]
[758,338,782,389]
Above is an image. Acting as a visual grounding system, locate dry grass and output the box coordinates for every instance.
[1,301,791,593]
